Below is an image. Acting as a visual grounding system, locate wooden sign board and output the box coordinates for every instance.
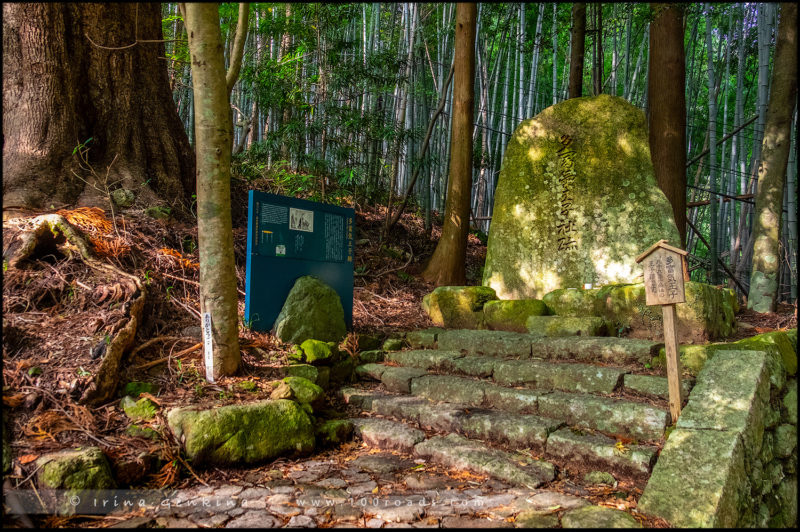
[636,240,688,306]
[635,240,689,424]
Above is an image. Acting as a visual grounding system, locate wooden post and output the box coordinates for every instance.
[661,304,683,421]
[636,239,689,424]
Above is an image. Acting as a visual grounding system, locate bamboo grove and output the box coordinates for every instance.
[161,3,797,304]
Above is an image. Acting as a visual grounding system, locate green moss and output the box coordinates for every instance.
[126,424,160,439]
[483,299,549,332]
[315,419,354,447]
[37,447,116,490]
[123,381,158,398]
[273,276,347,344]
[526,316,606,337]
[382,337,406,351]
[422,286,497,329]
[120,395,158,422]
[330,357,356,384]
[282,376,324,406]
[237,380,257,392]
[543,288,604,317]
[167,400,315,466]
[286,364,319,383]
[290,339,338,366]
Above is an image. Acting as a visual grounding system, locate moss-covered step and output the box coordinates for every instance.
[537,392,669,442]
[482,94,680,300]
[405,328,443,349]
[483,299,550,333]
[421,286,498,329]
[436,329,660,365]
[544,427,657,480]
[526,316,607,337]
[415,433,556,489]
[623,374,694,401]
[167,399,314,466]
[351,418,425,454]
[346,390,562,453]
[493,359,626,394]
[354,364,427,393]
[384,349,464,370]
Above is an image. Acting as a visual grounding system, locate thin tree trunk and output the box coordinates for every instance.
[422,3,477,286]
[569,3,586,98]
[648,3,687,246]
[183,2,241,378]
[705,3,719,283]
[748,3,797,312]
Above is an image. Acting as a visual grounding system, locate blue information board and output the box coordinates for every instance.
[244,190,354,332]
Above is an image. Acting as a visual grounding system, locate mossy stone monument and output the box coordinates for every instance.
[483,94,680,299]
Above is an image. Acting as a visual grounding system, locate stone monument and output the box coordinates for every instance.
[482,94,680,299]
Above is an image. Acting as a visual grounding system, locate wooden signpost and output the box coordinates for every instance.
[635,240,689,423]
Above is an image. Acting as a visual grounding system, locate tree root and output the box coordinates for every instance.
[5,213,146,406]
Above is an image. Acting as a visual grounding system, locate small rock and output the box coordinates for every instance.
[514,509,559,528]
[352,454,415,474]
[382,338,406,351]
[225,510,281,528]
[366,518,385,528]
[315,477,348,489]
[315,419,354,447]
[111,188,135,208]
[286,514,316,527]
[145,206,171,219]
[560,505,640,528]
[120,395,158,422]
[441,516,513,528]
[583,471,617,486]
[270,504,302,518]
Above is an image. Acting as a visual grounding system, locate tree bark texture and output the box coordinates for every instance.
[184,2,241,377]
[569,3,586,99]
[2,3,194,210]
[648,3,687,247]
[421,3,476,286]
[748,2,797,312]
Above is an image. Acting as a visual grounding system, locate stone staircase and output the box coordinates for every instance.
[341,328,693,498]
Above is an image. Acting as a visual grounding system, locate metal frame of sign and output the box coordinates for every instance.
[244,190,354,332]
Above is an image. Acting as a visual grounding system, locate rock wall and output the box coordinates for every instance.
[639,330,798,527]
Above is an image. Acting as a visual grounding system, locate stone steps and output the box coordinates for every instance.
[342,389,660,480]
[347,416,556,489]
[355,364,670,441]
[407,329,663,366]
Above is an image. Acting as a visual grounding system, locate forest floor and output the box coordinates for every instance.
[2,189,796,528]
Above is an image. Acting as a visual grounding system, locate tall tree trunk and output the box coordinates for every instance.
[2,3,194,210]
[705,3,719,283]
[569,3,586,98]
[748,3,798,312]
[422,3,477,286]
[648,4,687,246]
[184,2,241,378]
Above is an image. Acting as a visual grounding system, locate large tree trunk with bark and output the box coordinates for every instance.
[184,3,242,378]
[748,3,797,312]
[2,3,194,211]
[568,3,586,99]
[648,3,687,247]
[421,3,476,286]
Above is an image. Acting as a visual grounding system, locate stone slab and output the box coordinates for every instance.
[560,505,641,528]
[537,392,668,442]
[531,337,661,366]
[638,428,746,528]
[458,410,561,453]
[409,375,487,406]
[483,384,542,414]
[414,433,555,489]
[676,350,770,456]
[544,428,656,479]
[526,316,607,337]
[405,328,443,349]
[437,330,533,357]
[378,366,429,393]
[441,356,497,378]
[623,374,693,401]
[351,418,425,453]
[385,350,463,370]
[493,359,626,394]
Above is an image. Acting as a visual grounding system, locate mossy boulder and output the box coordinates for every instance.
[595,281,737,343]
[126,424,160,440]
[482,94,680,300]
[543,288,605,317]
[330,356,356,384]
[36,447,116,490]
[120,395,158,422]
[285,364,319,384]
[281,376,324,407]
[289,339,339,366]
[273,276,347,344]
[111,188,135,208]
[483,299,550,332]
[422,286,497,329]
[526,315,606,337]
[315,419,354,447]
[382,337,406,351]
[167,399,314,466]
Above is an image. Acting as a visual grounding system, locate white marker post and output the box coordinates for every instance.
[635,240,689,423]
[202,312,215,383]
